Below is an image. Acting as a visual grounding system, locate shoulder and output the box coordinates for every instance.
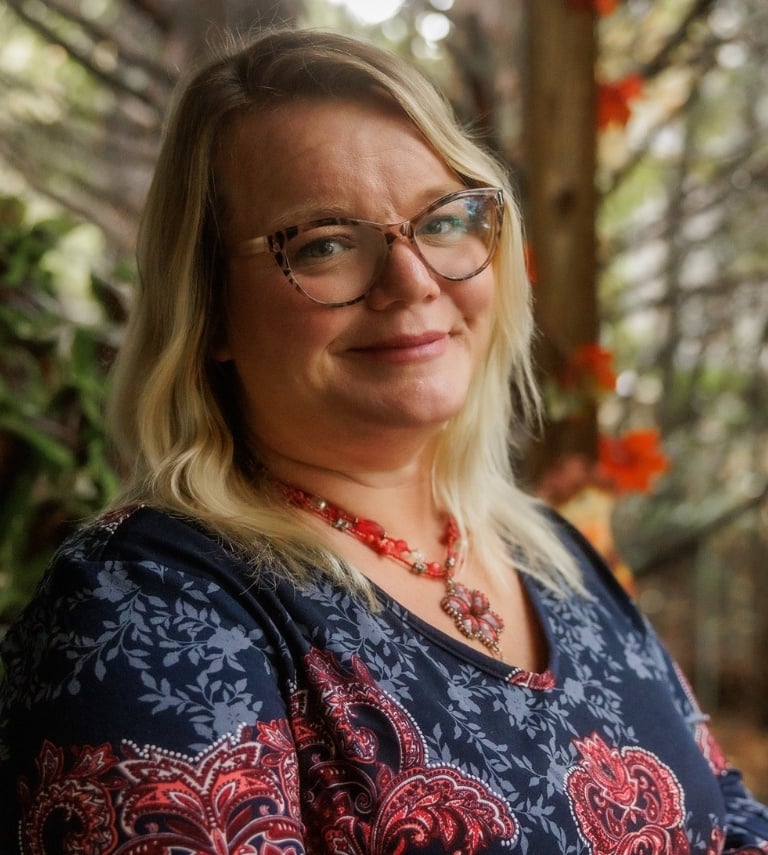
[0,507,313,854]
[0,506,290,735]
[0,506,302,793]
[58,504,231,568]
[31,504,265,608]
[542,507,647,633]
[0,507,288,693]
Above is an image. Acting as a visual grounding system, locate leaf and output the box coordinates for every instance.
[94,658,107,681]
[0,413,74,468]
[90,274,129,324]
[598,75,644,130]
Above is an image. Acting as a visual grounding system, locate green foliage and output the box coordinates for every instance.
[0,196,120,625]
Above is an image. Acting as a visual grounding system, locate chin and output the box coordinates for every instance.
[364,392,468,431]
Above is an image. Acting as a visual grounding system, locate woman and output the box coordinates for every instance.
[1,28,766,854]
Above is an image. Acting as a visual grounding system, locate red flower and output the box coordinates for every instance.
[598,429,670,493]
[560,343,617,393]
[598,75,644,129]
[567,0,619,15]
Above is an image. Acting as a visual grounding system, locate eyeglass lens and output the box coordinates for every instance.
[282,190,500,305]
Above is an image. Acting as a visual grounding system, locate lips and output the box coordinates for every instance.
[358,331,446,350]
[351,331,450,363]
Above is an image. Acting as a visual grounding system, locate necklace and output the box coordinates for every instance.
[275,480,505,659]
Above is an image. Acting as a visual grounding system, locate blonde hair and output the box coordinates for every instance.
[109,28,581,593]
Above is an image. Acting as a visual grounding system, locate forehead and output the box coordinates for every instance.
[214,98,459,231]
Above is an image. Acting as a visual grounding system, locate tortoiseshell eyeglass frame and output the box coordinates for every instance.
[226,187,505,308]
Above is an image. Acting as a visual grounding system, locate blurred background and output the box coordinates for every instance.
[1,0,766,797]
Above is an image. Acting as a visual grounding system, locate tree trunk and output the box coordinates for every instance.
[522,0,599,482]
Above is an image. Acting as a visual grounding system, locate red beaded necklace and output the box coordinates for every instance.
[275,480,505,659]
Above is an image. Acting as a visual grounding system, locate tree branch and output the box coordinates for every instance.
[5,0,166,115]
[631,484,768,576]
[42,0,171,86]
[638,0,720,80]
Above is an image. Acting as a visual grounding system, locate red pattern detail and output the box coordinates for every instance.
[18,741,121,855]
[368,769,513,854]
[293,648,518,853]
[19,649,517,853]
[507,668,556,691]
[566,731,690,854]
[118,722,303,852]
[694,721,729,777]
[19,724,303,854]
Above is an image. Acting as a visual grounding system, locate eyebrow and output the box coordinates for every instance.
[267,202,354,231]
[267,184,467,231]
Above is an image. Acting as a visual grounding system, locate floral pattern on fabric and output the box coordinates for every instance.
[565,731,721,854]
[15,648,517,854]
[293,648,518,853]
[19,723,304,855]
[3,506,768,854]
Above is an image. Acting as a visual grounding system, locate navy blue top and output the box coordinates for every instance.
[1,505,767,854]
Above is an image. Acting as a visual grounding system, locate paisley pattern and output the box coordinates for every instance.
[19,726,303,855]
[566,731,690,854]
[294,648,518,853]
[15,649,516,854]
[1,505,768,854]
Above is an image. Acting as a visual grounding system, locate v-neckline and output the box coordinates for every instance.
[369,572,559,686]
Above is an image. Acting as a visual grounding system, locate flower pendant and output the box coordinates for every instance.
[441,581,504,658]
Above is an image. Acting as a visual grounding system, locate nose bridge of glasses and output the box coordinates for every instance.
[373,221,435,285]
[379,221,415,250]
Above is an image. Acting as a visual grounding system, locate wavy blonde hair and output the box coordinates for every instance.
[109,28,581,593]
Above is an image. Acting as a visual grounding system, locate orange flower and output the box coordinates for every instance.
[596,0,619,14]
[598,429,670,493]
[567,0,619,15]
[598,75,644,129]
[559,343,617,393]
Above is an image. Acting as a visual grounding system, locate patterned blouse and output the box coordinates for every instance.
[1,505,767,854]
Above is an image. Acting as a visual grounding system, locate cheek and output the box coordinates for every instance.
[217,273,345,378]
[459,269,496,335]
[216,270,294,363]
[462,273,497,375]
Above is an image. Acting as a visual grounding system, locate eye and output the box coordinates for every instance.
[418,214,468,241]
[288,229,357,269]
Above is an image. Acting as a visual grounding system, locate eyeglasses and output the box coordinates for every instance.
[226,187,504,307]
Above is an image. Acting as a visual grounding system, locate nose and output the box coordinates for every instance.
[364,234,441,310]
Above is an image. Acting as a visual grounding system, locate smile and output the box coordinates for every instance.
[351,331,450,364]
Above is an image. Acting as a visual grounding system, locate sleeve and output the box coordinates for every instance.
[554,510,768,853]
[667,661,768,854]
[0,548,307,854]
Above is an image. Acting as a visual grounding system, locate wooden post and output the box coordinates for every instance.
[523,0,599,482]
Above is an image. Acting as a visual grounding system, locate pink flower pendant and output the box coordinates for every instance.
[441,581,505,657]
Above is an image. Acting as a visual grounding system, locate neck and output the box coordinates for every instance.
[257,443,444,546]
[266,469,506,660]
